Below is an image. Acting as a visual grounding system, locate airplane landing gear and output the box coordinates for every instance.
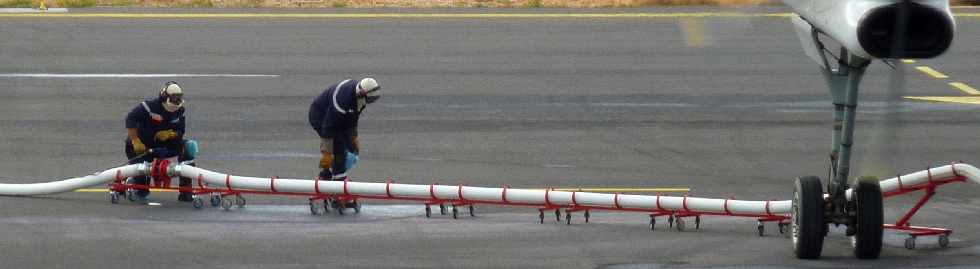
[792,176,826,259]
[852,177,883,259]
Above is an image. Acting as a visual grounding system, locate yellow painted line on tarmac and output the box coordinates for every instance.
[950,82,980,95]
[915,66,949,79]
[901,59,916,64]
[681,18,706,48]
[904,96,980,105]
[0,12,793,18]
[76,188,177,192]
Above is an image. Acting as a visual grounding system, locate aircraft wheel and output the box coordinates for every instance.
[853,177,883,259]
[905,236,916,250]
[939,234,950,248]
[792,176,826,259]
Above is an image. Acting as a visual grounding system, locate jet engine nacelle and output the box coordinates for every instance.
[784,0,955,60]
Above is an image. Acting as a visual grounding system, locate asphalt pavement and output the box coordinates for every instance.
[1,7,979,268]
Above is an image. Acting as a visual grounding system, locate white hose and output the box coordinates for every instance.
[173,163,980,216]
[1,162,976,217]
[0,163,147,196]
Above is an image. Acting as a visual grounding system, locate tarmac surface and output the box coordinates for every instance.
[1,6,980,269]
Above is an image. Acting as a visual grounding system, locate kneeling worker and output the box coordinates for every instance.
[124,81,194,203]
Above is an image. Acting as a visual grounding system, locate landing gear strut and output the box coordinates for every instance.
[791,44,883,260]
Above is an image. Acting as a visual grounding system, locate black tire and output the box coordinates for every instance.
[192,197,204,209]
[309,200,319,215]
[210,194,221,207]
[235,195,246,207]
[793,176,826,259]
[939,234,950,248]
[853,177,883,259]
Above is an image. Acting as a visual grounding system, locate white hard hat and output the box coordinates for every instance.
[160,81,184,112]
[356,77,381,104]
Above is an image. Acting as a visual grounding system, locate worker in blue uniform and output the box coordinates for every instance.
[308,77,381,185]
[124,81,195,204]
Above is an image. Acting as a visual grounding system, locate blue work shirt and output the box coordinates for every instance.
[125,97,186,151]
[309,79,361,139]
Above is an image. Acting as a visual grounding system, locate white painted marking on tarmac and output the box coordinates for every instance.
[0,73,280,78]
[589,102,696,108]
[542,164,575,168]
[409,157,442,162]
[234,151,320,159]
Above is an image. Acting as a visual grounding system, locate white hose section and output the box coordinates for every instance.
[847,163,980,200]
[176,164,980,216]
[0,164,147,196]
[2,163,976,217]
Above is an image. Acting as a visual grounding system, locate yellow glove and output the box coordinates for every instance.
[132,138,147,155]
[154,130,178,142]
[319,152,334,169]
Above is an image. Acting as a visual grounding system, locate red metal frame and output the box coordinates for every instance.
[879,164,966,237]
[111,158,975,235]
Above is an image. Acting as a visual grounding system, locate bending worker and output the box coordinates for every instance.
[124,81,195,203]
[309,77,381,183]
